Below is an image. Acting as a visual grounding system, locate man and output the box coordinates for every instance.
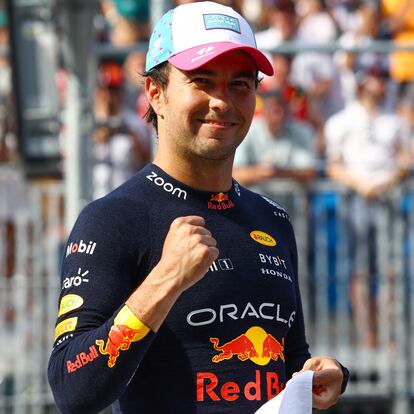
[325,66,410,348]
[48,2,348,413]
[325,66,410,200]
[233,89,317,186]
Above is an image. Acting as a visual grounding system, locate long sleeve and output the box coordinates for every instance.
[48,197,156,414]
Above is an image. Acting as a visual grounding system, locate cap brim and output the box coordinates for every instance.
[168,42,274,76]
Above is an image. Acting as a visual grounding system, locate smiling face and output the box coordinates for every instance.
[147,50,257,167]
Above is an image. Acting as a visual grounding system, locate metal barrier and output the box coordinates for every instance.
[1,170,414,413]
[0,167,63,414]
[252,179,414,414]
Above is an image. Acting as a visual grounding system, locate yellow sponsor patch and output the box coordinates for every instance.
[58,294,84,317]
[55,317,78,341]
[95,305,150,368]
[250,230,276,246]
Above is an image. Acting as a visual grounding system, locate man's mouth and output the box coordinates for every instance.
[200,120,236,127]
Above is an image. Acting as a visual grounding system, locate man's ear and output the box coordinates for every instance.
[145,77,165,118]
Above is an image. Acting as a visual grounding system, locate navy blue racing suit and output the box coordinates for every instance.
[48,163,310,413]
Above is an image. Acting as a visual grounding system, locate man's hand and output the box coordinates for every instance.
[158,215,219,292]
[294,356,343,409]
[126,216,219,332]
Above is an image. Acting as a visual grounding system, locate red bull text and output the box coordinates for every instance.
[67,345,99,373]
[196,370,285,402]
[208,192,235,210]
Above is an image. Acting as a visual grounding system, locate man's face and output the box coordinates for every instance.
[360,75,386,103]
[263,96,286,136]
[155,50,257,163]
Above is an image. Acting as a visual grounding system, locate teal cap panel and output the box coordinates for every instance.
[145,9,175,71]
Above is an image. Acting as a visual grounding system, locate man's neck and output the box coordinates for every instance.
[153,153,234,193]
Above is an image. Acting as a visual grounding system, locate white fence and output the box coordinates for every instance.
[0,167,62,414]
[1,168,414,413]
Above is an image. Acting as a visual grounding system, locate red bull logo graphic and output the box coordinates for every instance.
[210,327,284,366]
[96,305,150,368]
[66,345,99,373]
[208,192,235,210]
[210,335,258,363]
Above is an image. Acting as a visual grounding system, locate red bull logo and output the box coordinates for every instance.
[208,192,235,210]
[210,327,284,366]
[66,345,99,373]
[96,305,150,368]
[210,335,258,363]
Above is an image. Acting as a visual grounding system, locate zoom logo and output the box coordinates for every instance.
[146,171,187,200]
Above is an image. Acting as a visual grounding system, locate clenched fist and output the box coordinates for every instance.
[159,215,219,292]
[126,215,219,332]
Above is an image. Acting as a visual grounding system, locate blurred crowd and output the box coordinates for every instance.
[84,0,414,201]
[0,0,413,202]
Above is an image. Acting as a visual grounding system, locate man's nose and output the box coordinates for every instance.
[209,83,233,112]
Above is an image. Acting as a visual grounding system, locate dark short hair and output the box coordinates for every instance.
[143,62,170,134]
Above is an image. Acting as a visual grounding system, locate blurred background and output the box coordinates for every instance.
[1,0,414,413]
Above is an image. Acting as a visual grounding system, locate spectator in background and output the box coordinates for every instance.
[100,0,150,47]
[256,0,342,156]
[255,0,297,51]
[291,0,343,153]
[92,60,151,199]
[260,53,310,122]
[335,1,389,106]
[325,66,411,348]
[233,89,317,186]
[399,82,414,143]
[327,0,362,34]
[0,8,15,163]
[381,0,414,94]
[325,66,410,200]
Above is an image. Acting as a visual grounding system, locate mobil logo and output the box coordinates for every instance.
[250,231,276,247]
[146,171,187,200]
[66,239,97,258]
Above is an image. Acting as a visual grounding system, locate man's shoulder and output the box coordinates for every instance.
[238,184,292,222]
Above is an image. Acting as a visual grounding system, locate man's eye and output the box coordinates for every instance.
[193,78,210,84]
[233,80,252,88]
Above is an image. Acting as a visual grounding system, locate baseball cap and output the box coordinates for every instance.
[145,1,274,76]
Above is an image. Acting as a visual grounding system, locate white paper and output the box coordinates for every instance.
[255,370,314,414]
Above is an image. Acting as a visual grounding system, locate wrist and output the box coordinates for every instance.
[336,361,350,394]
